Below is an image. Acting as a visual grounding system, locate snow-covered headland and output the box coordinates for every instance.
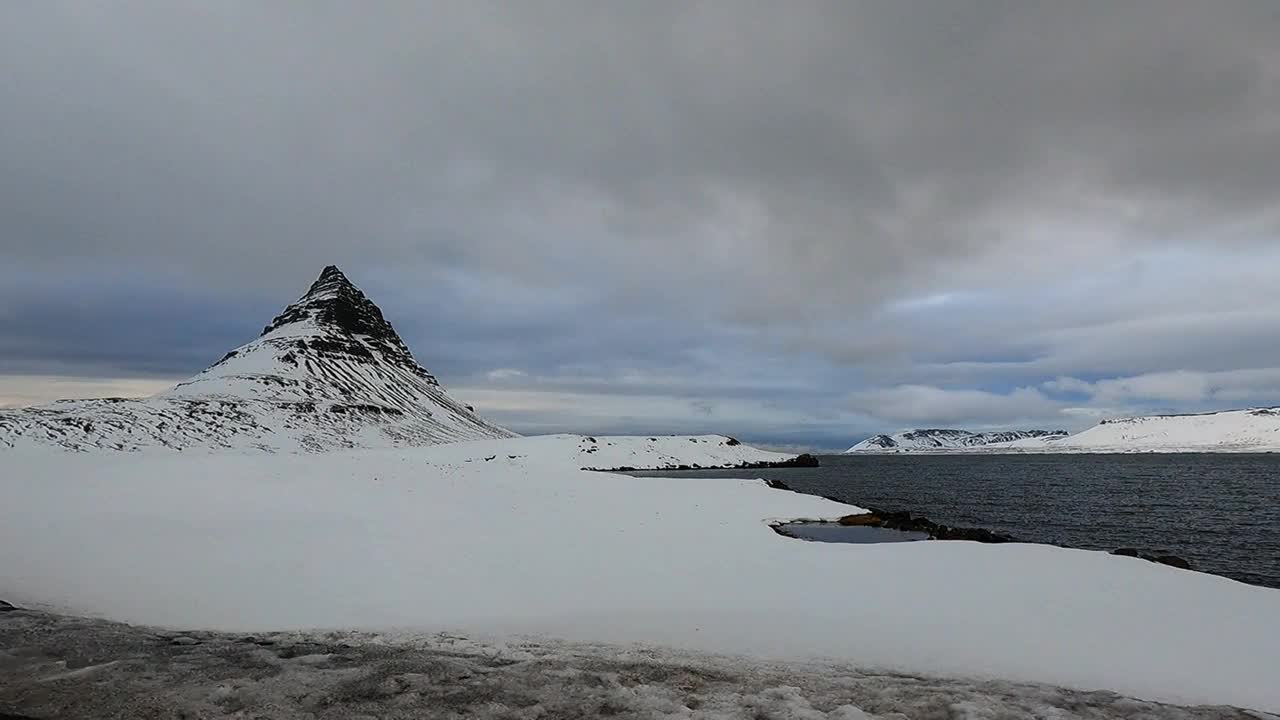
[848,409,1280,453]
[3,267,1280,715]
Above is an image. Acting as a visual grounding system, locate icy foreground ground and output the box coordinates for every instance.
[4,435,1280,713]
[2,609,1270,720]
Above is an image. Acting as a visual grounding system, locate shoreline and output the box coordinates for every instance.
[586,452,821,472]
[760,478,1197,574]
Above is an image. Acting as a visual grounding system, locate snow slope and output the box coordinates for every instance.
[846,428,1067,453]
[4,438,1279,712]
[0,266,514,452]
[1021,408,1280,453]
[563,433,801,469]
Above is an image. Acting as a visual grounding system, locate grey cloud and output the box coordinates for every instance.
[1048,368,1280,407]
[3,2,1278,303]
[893,306,1280,388]
[847,385,1063,428]
[0,266,275,377]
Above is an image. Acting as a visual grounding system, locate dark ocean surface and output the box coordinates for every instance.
[635,453,1280,589]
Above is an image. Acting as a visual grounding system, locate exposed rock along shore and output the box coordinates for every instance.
[588,452,820,472]
[761,479,1194,571]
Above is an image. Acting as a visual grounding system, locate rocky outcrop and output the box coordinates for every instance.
[768,505,1195,570]
[594,453,820,472]
[1111,548,1194,571]
[834,510,1016,543]
[748,453,820,469]
[256,265,437,384]
[590,447,819,472]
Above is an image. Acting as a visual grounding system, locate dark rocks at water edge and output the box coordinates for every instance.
[832,511,1193,569]
[759,483,1197,570]
[835,509,1017,543]
[749,453,820,468]
[1111,547,1194,570]
[759,479,1015,543]
[591,453,819,472]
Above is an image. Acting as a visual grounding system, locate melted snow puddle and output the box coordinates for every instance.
[776,522,929,543]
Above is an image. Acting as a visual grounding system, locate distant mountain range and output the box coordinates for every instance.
[0,266,514,451]
[848,408,1280,453]
[846,429,1067,453]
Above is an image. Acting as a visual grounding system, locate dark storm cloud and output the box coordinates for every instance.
[0,266,275,377]
[3,2,1279,436]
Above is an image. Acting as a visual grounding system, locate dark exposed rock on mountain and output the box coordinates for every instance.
[255,265,435,383]
[0,266,514,452]
[847,429,1068,453]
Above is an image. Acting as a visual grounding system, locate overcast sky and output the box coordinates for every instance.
[3,2,1280,449]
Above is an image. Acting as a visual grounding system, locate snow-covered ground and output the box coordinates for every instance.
[4,436,1279,713]
[569,433,800,469]
[3,608,1265,720]
[848,408,1280,453]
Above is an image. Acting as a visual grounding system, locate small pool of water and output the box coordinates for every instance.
[776,523,930,544]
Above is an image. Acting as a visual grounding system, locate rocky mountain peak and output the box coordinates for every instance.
[256,265,436,383]
[302,264,356,299]
[264,265,383,335]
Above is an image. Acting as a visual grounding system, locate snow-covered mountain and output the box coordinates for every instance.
[1007,407,1280,453]
[848,408,1280,453]
[0,266,515,452]
[846,428,1067,453]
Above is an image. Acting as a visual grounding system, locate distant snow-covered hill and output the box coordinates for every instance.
[848,408,1280,453]
[0,266,515,452]
[1017,408,1280,453]
[846,428,1067,453]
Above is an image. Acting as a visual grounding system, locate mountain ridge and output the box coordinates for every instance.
[846,428,1067,453]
